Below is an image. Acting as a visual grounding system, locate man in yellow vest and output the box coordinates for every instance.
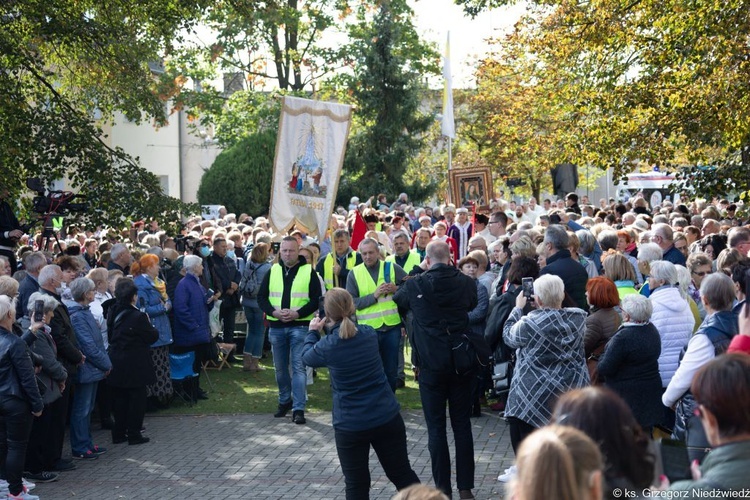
[315,229,362,290]
[346,238,406,391]
[386,232,423,388]
[258,236,322,425]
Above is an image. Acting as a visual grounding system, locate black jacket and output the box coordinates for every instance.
[394,263,477,373]
[0,326,44,413]
[540,249,589,311]
[106,304,159,388]
[208,253,241,306]
[0,199,21,248]
[39,288,83,374]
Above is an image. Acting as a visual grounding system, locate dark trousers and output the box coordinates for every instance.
[49,382,71,463]
[0,397,33,496]
[111,386,147,441]
[24,403,54,473]
[334,413,420,499]
[96,380,113,425]
[507,417,537,455]
[418,369,475,497]
[220,302,237,344]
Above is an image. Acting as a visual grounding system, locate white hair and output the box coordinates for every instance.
[674,265,691,300]
[69,277,96,302]
[636,243,663,263]
[183,255,203,275]
[649,260,678,285]
[110,243,129,261]
[27,291,59,317]
[620,294,652,323]
[534,274,565,307]
[0,295,15,320]
[38,265,61,287]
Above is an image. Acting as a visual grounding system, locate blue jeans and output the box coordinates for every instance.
[377,326,401,392]
[269,326,307,411]
[418,369,475,496]
[243,305,266,358]
[70,382,98,454]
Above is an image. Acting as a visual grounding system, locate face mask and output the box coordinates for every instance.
[227,251,236,260]
[200,246,210,258]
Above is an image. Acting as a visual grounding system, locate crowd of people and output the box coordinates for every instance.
[2,186,750,499]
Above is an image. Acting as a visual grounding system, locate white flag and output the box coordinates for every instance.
[441,32,455,139]
[269,96,353,240]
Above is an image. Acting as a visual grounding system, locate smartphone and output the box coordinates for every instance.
[318,296,326,319]
[33,300,44,322]
[271,241,281,253]
[658,438,691,482]
[522,277,534,299]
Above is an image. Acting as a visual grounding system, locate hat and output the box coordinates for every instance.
[456,207,469,214]
[631,219,649,231]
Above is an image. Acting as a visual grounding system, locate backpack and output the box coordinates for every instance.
[240,262,261,300]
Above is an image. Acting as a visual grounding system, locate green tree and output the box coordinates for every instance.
[0,0,208,227]
[335,0,439,205]
[461,0,750,199]
[197,129,277,216]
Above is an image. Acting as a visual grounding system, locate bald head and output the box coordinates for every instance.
[426,241,451,266]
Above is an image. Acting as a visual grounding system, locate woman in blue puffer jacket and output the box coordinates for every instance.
[68,277,111,460]
[133,254,173,406]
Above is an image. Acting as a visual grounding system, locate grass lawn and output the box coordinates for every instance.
[159,352,424,416]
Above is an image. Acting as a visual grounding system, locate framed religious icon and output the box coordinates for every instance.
[450,167,493,212]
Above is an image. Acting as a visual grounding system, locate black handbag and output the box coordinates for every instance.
[449,331,491,376]
[492,356,515,395]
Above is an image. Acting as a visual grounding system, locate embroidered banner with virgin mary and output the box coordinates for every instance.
[269,96,353,239]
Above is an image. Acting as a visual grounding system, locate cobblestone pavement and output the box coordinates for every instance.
[33,409,513,499]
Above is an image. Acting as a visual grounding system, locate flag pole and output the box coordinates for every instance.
[442,31,455,196]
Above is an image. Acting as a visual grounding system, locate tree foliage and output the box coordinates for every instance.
[0,0,208,227]
[334,0,440,205]
[464,0,750,199]
[197,129,277,216]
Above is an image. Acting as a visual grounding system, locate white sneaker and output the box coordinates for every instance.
[0,480,35,492]
[497,465,517,483]
[8,490,40,500]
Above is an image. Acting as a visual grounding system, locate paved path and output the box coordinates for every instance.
[33,410,513,499]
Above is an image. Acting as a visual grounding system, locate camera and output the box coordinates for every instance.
[26,177,88,216]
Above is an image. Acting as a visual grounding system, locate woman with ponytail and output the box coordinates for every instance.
[302,288,420,499]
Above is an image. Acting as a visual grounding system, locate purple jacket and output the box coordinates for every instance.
[173,273,213,347]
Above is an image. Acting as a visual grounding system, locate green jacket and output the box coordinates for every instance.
[669,439,750,492]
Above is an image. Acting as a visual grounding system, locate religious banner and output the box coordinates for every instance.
[269,96,353,239]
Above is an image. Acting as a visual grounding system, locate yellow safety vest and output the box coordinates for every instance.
[351,261,401,329]
[386,250,422,274]
[267,263,314,321]
[323,251,358,290]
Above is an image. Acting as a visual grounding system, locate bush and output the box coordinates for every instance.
[197,129,277,216]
